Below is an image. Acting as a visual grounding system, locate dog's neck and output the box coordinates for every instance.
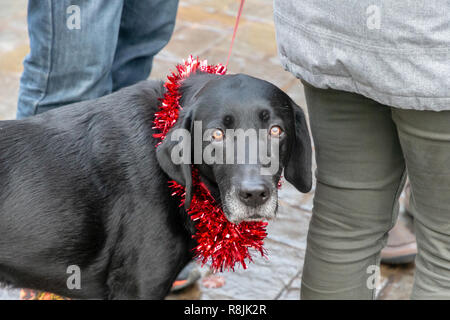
[178,72,222,107]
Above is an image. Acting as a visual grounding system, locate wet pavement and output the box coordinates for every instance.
[0,0,414,300]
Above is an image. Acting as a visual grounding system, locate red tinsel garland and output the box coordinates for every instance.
[152,56,268,272]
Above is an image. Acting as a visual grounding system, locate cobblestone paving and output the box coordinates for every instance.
[0,0,414,300]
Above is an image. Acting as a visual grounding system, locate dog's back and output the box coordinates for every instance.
[0,80,194,299]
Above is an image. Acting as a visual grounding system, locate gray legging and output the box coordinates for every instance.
[301,81,450,299]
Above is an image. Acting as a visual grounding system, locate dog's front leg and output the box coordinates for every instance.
[136,243,192,300]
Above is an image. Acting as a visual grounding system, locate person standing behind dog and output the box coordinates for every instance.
[274,1,450,299]
[17,0,178,118]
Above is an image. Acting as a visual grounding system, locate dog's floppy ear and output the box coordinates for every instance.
[156,110,193,209]
[284,101,312,193]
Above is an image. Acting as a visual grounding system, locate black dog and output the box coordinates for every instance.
[0,72,311,299]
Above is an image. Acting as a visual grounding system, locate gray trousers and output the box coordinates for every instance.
[301,82,450,299]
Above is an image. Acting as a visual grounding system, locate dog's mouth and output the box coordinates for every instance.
[222,186,278,224]
[246,214,268,221]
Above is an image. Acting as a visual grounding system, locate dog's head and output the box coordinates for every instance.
[156,73,311,224]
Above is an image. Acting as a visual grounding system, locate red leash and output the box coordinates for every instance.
[225,0,245,68]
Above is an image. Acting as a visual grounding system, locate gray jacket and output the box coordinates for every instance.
[274,1,450,111]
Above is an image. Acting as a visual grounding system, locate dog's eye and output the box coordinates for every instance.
[212,129,224,141]
[270,125,282,137]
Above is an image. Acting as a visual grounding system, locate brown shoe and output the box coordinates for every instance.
[381,219,417,265]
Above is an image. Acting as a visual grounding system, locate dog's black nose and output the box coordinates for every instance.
[238,181,270,207]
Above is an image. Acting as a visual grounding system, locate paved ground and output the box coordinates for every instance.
[0,0,414,300]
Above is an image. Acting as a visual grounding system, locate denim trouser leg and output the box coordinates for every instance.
[17,0,123,119]
[111,0,178,91]
[17,0,178,119]
[301,82,450,299]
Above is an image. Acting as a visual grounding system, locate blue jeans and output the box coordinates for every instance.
[17,0,178,119]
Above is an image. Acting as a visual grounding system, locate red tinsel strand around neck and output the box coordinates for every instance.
[152,56,268,272]
[152,56,226,145]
